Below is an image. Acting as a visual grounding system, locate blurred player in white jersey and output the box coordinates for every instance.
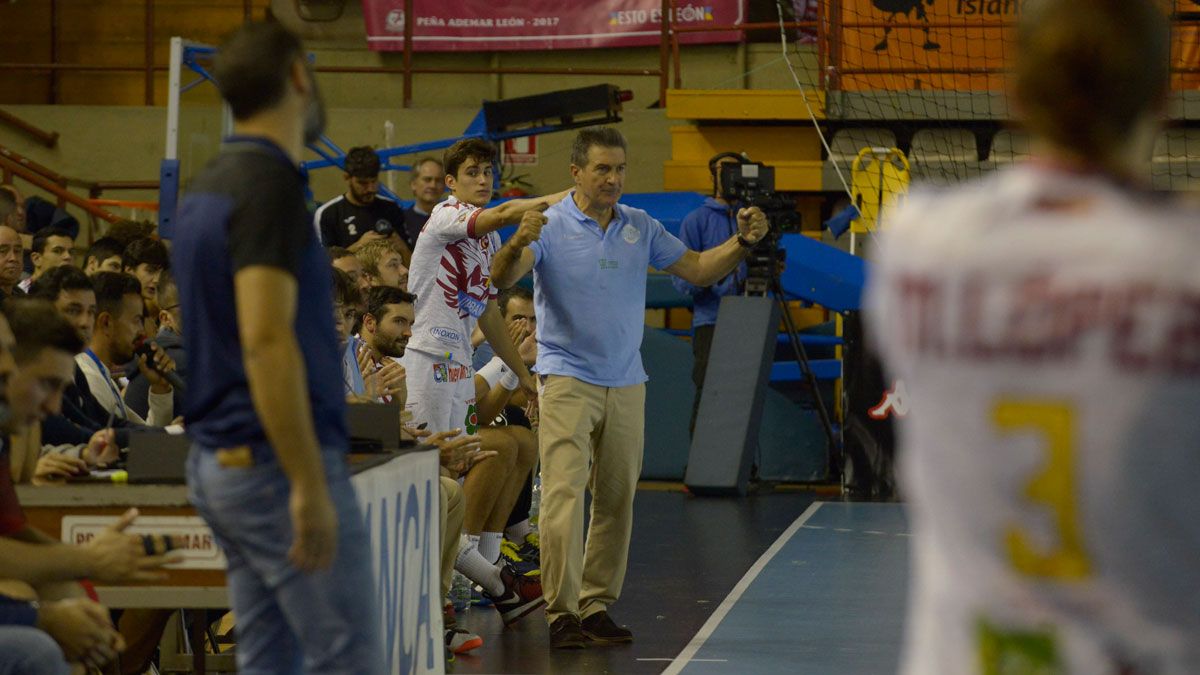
[867,1,1200,673]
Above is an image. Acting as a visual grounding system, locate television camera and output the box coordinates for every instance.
[715,156,802,295]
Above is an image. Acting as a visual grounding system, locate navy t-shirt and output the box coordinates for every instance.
[172,137,347,454]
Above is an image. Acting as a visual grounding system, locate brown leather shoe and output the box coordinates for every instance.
[581,611,634,644]
[549,615,589,650]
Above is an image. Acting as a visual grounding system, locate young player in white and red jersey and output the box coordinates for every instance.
[404,138,565,434]
[867,1,1200,674]
[405,137,568,627]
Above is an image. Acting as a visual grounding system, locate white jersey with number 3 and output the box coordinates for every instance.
[867,164,1200,675]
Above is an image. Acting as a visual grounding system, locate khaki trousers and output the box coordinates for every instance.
[439,476,465,599]
[538,375,645,623]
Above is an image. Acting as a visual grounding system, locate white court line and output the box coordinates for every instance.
[638,658,729,662]
[661,502,824,675]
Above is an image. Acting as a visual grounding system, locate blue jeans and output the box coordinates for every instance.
[188,448,385,675]
[0,627,70,675]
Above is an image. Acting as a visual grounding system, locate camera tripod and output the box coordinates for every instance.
[746,268,840,476]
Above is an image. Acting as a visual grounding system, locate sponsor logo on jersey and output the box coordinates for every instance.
[457,291,487,318]
[430,326,463,345]
[464,402,479,435]
[375,219,393,234]
[433,363,470,384]
[436,240,493,319]
[622,223,640,244]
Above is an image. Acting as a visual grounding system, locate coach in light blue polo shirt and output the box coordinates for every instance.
[528,187,687,387]
[491,127,769,649]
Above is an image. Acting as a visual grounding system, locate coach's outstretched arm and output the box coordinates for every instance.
[491,210,545,289]
[667,206,769,287]
[236,266,336,573]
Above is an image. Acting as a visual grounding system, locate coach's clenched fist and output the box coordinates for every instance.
[512,209,548,248]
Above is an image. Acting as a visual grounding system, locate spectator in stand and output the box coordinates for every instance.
[0,187,35,276]
[355,284,486,656]
[83,237,124,276]
[331,268,359,347]
[332,267,368,398]
[0,227,24,300]
[104,220,155,251]
[356,286,411,404]
[471,285,535,372]
[125,274,185,420]
[0,186,21,231]
[29,267,155,458]
[0,303,174,675]
[3,300,94,485]
[22,271,116,481]
[77,273,177,427]
[314,146,411,259]
[18,227,75,294]
[22,197,80,243]
[356,238,408,290]
[122,237,169,326]
[431,431,483,658]
[330,245,371,294]
[401,157,445,248]
[472,285,540,567]
[0,597,88,675]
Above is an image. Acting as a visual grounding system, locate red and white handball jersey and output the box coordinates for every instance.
[406,195,500,366]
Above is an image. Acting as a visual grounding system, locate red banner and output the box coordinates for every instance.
[363,1,745,52]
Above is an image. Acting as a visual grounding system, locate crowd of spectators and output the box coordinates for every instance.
[0,143,544,668]
[0,207,186,672]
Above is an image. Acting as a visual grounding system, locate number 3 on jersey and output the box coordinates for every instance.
[992,400,1092,580]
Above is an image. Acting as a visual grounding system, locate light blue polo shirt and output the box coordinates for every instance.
[530,192,688,387]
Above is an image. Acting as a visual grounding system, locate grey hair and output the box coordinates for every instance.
[570,127,627,168]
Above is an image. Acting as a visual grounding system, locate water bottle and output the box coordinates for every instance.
[451,572,472,613]
[529,474,542,531]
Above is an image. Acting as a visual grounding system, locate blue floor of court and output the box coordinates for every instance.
[670,502,910,675]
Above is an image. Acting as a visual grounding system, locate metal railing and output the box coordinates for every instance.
[0,144,162,245]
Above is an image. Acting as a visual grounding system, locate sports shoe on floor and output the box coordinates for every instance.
[499,539,540,576]
[517,532,540,564]
[445,626,484,655]
[549,614,588,650]
[486,564,545,626]
[581,611,633,644]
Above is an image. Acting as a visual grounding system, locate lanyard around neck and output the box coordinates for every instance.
[84,349,127,419]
